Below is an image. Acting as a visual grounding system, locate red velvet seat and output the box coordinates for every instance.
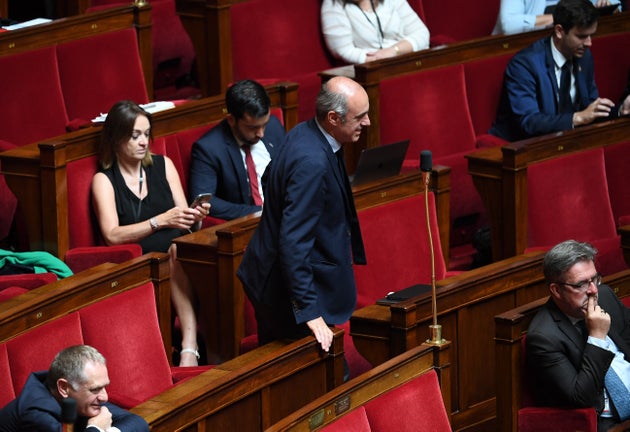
[63,156,142,273]
[519,335,597,432]
[464,53,513,137]
[604,141,630,226]
[56,28,149,123]
[378,64,486,254]
[526,147,627,276]
[345,193,453,378]
[230,0,335,121]
[320,369,450,432]
[421,0,499,42]
[591,32,630,102]
[0,46,69,146]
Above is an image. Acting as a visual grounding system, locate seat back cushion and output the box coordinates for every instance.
[527,148,625,275]
[56,28,149,122]
[354,194,445,309]
[230,0,332,120]
[604,141,630,226]
[79,283,173,406]
[320,406,371,432]
[0,273,57,291]
[422,0,500,41]
[6,313,84,395]
[464,53,513,135]
[591,32,630,101]
[379,64,476,165]
[0,344,15,408]
[67,155,101,248]
[230,0,332,79]
[364,369,450,432]
[0,46,69,146]
[172,124,216,194]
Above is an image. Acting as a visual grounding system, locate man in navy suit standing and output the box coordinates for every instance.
[490,0,630,141]
[189,80,285,220]
[237,76,369,356]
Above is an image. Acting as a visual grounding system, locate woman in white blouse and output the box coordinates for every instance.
[321,0,430,64]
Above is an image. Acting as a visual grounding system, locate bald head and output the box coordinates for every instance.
[316,77,370,144]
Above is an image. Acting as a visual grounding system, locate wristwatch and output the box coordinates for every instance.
[150,217,159,231]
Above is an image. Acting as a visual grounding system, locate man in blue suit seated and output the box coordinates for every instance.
[188,79,286,220]
[490,0,630,142]
[237,76,369,361]
[0,345,149,432]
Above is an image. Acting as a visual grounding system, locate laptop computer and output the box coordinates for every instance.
[349,139,410,187]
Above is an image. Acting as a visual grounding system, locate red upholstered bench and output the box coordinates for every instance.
[0,277,208,410]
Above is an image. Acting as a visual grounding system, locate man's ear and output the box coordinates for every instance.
[57,378,71,398]
[549,283,562,300]
[327,110,342,126]
[226,114,236,128]
[553,24,565,40]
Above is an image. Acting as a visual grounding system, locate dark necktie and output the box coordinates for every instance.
[559,62,573,113]
[243,145,263,206]
[336,148,366,265]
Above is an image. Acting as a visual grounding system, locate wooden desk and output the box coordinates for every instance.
[175,169,451,363]
[466,117,630,261]
[349,251,550,431]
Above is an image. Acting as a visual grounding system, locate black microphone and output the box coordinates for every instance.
[61,397,77,432]
[420,150,432,186]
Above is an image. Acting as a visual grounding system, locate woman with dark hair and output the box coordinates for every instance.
[321,0,429,64]
[91,100,209,366]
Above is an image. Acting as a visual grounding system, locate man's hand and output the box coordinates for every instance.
[573,97,615,126]
[585,296,611,340]
[87,405,113,430]
[306,317,334,352]
[620,94,630,117]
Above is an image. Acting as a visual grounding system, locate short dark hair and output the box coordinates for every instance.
[225,80,271,120]
[543,240,598,285]
[99,100,153,170]
[46,345,106,392]
[553,0,599,33]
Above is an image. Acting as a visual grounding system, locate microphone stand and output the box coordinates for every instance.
[421,155,445,346]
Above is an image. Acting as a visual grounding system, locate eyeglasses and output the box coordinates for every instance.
[556,273,602,292]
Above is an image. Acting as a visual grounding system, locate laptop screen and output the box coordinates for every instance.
[350,140,410,187]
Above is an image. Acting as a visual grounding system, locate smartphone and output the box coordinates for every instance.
[190,193,212,208]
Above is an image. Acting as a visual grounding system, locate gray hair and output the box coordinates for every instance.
[46,345,106,392]
[543,240,598,285]
[316,81,349,121]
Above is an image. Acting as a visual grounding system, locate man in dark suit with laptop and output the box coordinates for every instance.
[237,76,368,358]
[490,0,630,142]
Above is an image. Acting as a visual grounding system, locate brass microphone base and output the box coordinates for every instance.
[426,324,447,346]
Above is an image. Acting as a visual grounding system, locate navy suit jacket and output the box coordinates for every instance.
[526,285,630,425]
[490,37,602,141]
[0,371,149,432]
[188,116,285,220]
[237,119,366,326]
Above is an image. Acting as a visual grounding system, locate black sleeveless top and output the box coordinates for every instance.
[101,154,184,253]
